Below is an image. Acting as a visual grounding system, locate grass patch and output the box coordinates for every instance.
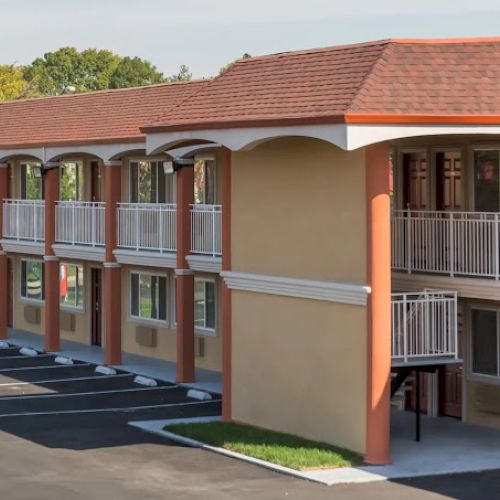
[164,421,362,470]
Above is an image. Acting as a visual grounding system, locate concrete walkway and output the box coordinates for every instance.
[8,328,222,394]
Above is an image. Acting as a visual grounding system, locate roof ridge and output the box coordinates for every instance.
[0,78,209,106]
[346,41,392,113]
[389,36,500,44]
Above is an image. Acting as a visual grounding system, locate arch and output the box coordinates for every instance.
[45,142,146,163]
[0,149,45,163]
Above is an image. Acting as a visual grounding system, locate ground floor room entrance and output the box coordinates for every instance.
[91,268,102,347]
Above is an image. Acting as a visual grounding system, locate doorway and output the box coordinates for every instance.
[402,151,428,209]
[91,268,102,347]
[90,161,102,202]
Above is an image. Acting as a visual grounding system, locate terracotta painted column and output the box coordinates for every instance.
[104,161,122,365]
[43,163,60,352]
[220,147,232,421]
[175,164,195,383]
[365,142,392,465]
[0,164,9,339]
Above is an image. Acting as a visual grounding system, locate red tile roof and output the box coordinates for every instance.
[0,79,208,149]
[144,38,500,131]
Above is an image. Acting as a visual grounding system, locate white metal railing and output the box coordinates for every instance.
[391,290,458,363]
[392,210,500,279]
[2,199,45,242]
[190,204,222,257]
[117,203,176,252]
[56,201,105,247]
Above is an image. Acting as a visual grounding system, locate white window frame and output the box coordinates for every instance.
[469,305,500,384]
[20,258,44,304]
[194,276,217,336]
[128,270,169,326]
[60,262,85,312]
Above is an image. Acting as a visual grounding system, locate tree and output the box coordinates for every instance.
[0,65,30,101]
[219,53,251,75]
[166,64,192,82]
[108,56,164,89]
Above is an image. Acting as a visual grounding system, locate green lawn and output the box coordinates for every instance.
[164,421,362,470]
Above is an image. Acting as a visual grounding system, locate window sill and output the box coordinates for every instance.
[467,372,500,386]
[128,315,170,329]
[19,297,44,306]
[195,327,217,338]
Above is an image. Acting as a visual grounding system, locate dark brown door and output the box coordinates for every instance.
[436,151,462,211]
[91,161,102,202]
[403,152,428,209]
[91,268,102,347]
[7,258,13,328]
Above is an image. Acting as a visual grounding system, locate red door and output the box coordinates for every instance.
[403,152,428,210]
[91,268,102,347]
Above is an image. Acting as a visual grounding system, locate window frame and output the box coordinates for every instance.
[194,277,217,335]
[469,304,500,383]
[128,270,169,325]
[193,155,217,205]
[128,158,172,204]
[20,162,43,200]
[20,258,45,304]
[59,159,85,201]
[60,262,85,311]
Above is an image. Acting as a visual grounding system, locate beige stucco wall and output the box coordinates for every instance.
[466,379,500,429]
[231,137,366,283]
[229,137,368,454]
[232,290,367,453]
[120,266,222,372]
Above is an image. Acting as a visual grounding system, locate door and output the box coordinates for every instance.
[91,161,102,202]
[91,268,102,347]
[436,151,462,211]
[403,151,428,210]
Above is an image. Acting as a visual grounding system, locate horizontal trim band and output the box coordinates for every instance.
[221,271,370,305]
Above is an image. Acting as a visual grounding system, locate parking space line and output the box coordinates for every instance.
[0,385,179,401]
[0,399,222,418]
[0,373,133,387]
[0,363,92,373]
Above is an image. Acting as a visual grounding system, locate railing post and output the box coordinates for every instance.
[449,212,455,277]
[91,203,96,247]
[495,214,499,280]
[135,205,139,251]
[159,205,164,254]
[33,202,38,243]
[406,211,412,274]
[403,294,408,363]
[72,203,76,246]
[212,206,216,257]
[15,201,19,241]
[453,292,458,359]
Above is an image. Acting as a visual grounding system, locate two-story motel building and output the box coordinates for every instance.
[1,38,500,464]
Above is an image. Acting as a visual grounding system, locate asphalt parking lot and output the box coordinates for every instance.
[0,342,498,499]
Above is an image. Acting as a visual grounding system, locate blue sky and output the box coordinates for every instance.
[2,0,500,78]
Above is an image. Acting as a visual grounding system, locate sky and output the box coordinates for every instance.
[2,0,500,78]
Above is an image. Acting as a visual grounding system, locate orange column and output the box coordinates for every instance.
[0,164,9,340]
[365,142,392,465]
[104,161,122,365]
[44,163,60,352]
[220,148,232,421]
[176,164,195,382]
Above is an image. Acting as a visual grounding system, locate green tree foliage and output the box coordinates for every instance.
[108,56,165,89]
[166,64,192,82]
[219,53,251,75]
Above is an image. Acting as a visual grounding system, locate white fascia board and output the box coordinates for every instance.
[0,147,45,162]
[146,124,348,154]
[346,124,500,151]
[45,142,145,163]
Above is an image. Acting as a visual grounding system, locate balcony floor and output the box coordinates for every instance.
[392,357,462,369]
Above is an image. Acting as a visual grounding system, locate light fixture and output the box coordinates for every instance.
[32,166,43,178]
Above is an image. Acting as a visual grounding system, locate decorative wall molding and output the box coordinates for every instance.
[52,244,105,262]
[392,272,500,301]
[113,249,176,269]
[0,239,44,256]
[221,271,371,305]
[186,254,222,274]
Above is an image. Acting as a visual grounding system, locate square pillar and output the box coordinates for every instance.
[220,147,232,421]
[0,164,9,339]
[176,164,195,383]
[365,142,392,465]
[104,161,122,365]
[43,163,60,352]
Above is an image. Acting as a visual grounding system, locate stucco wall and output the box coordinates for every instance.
[229,138,368,453]
[466,379,500,429]
[231,137,366,283]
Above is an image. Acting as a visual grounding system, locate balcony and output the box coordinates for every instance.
[56,201,105,247]
[392,210,500,280]
[391,290,458,367]
[190,204,222,257]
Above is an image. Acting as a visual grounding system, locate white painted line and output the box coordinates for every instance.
[0,385,179,401]
[19,347,39,357]
[0,399,221,418]
[0,373,133,387]
[0,363,92,373]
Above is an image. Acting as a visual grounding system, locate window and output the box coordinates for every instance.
[130,160,169,203]
[21,163,43,200]
[194,278,216,331]
[60,264,84,309]
[60,161,84,201]
[472,308,500,378]
[130,272,167,322]
[21,260,44,301]
[474,150,499,212]
[194,157,216,205]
